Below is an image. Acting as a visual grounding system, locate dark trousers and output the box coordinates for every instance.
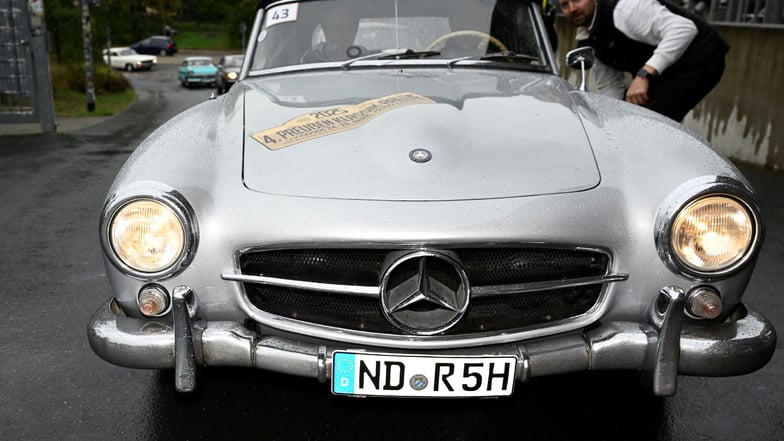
[644,57,726,122]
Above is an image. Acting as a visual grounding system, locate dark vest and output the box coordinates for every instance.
[579,0,729,75]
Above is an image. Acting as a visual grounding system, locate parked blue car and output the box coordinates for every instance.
[177,56,218,88]
[130,35,177,56]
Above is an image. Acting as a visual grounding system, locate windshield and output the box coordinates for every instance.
[225,56,245,67]
[249,0,550,72]
[188,59,214,66]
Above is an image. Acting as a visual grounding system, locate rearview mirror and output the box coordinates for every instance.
[566,47,595,91]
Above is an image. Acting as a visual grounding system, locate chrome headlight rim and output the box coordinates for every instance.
[655,176,763,281]
[100,185,198,281]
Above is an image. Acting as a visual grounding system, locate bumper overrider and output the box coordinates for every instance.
[87,286,776,396]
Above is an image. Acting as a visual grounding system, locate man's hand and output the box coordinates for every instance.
[625,77,650,106]
[625,65,658,106]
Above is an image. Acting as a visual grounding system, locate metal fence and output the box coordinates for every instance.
[0,0,54,132]
[0,0,35,121]
[685,0,783,25]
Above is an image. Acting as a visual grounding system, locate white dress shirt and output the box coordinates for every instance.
[576,0,698,99]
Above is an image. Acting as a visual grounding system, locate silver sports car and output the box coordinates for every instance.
[88,0,776,398]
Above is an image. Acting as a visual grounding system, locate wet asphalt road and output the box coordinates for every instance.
[0,56,782,441]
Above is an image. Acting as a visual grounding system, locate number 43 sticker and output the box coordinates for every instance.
[266,3,299,27]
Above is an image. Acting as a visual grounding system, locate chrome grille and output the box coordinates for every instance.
[236,247,615,336]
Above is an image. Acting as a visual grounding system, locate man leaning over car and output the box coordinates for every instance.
[559,0,729,122]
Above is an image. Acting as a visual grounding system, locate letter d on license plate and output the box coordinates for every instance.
[332,352,516,397]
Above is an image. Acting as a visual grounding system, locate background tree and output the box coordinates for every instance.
[44,0,255,63]
[225,0,258,49]
[180,0,228,22]
[46,0,179,63]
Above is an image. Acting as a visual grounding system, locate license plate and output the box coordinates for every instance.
[331,351,516,397]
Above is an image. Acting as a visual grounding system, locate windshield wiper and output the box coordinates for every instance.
[447,51,542,68]
[341,48,441,70]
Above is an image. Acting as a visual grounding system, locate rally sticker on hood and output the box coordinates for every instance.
[252,92,435,150]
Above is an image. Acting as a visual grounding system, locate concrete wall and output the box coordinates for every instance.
[555,21,784,171]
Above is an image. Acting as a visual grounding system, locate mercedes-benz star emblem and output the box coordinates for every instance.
[409,148,432,163]
[380,251,470,335]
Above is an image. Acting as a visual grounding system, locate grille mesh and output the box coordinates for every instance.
[240,248,609,335]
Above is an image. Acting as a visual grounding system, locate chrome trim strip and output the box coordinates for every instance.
[247,59,550,78]
[221,273,380,297]
[235,292,612,349]
[220,273,628,299]
[530,0,559,75]
[472,274,629,298]
[239,8,264,81]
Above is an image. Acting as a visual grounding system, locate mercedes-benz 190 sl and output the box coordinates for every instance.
[88,0,775,398]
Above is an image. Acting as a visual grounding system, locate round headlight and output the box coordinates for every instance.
[110,199,185,273]
[670,195,755,273]
[226,71,238,80]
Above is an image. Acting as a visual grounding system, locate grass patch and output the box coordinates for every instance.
[54,88,135,117]
[174,22,240,51]
[50,62,136,117]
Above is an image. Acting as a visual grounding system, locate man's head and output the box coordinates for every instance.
[559,0,596,27]
[320,5,360,59]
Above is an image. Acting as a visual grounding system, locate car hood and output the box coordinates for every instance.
[241,69,599,201]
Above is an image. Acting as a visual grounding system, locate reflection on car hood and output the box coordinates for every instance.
[242,69,599,201]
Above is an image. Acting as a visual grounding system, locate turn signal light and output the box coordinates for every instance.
[687,287,722,319]
[138,285,170,317]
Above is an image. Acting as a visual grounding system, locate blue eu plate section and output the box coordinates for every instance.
[331,351,516,398]
[332,352,356,394]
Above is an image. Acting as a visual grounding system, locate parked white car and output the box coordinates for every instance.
[102,47,157,71]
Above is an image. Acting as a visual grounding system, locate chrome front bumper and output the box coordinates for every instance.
[87,287,776,396]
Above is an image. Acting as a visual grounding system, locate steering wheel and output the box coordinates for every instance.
[425,30,509,53]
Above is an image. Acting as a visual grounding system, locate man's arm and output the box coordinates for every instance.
[615,0,697,74]
[614,0,697,105]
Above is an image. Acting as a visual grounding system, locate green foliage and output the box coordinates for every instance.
[176,22,237,50]
[95,67,134,94]
[50,62,133,117]
[43,0,256,63]
[46,4,83,64]
[224,0,259,50]
[51,62,131,95]
[54,88,135,117]
[45,0,180,64]
[180,0,229,23]
[41,0,254,117]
